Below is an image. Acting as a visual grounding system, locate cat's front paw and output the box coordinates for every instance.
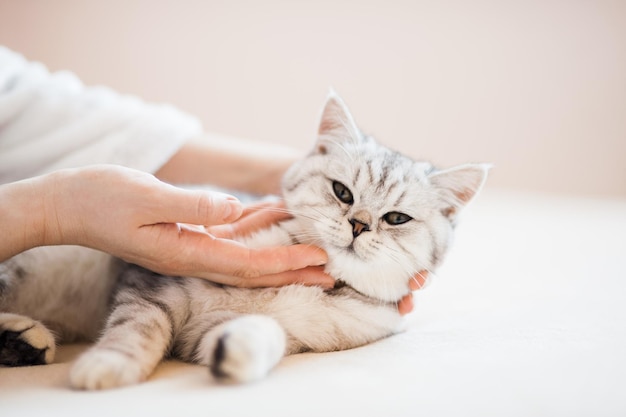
[0,313,55,366]
[70,349,143,390]
[210,315,286,384]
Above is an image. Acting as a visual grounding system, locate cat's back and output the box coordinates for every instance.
[0,245,117,341]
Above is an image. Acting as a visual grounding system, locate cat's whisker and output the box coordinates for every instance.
[383,245,437,288]
[410,268,438,289]
[243,204,327,224]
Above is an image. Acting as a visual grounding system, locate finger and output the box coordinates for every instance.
[409,271,429,291]
[201,266,335,289]
[188,239,328,278]
[397,293,414,315]
[149,185,244,226]
[239,201,286,220]
[209,203,292,239]
[243,266,335,288]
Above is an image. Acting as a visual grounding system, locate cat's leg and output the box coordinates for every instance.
[69,299,174,390]
[192,315,286,383]
[0,313,56,366]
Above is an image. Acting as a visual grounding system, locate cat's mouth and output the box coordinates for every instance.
[342,241,369,261]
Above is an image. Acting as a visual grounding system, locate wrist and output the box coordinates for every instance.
[0,175,49,261]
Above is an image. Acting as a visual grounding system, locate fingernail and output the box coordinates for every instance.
[308,248,327,266]
[319,271,335,288]
[222,198,243,222]
[322,279,335,289]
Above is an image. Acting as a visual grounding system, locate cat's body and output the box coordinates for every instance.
[0,92,488,389]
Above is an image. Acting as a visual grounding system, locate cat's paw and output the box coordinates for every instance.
[70,349,143,390]
[210,315,286,384]
[0,313,55,366]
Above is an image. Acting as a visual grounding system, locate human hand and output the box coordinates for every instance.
[398,271,429,315]
[198,200,336,287]
[32,165,332,288]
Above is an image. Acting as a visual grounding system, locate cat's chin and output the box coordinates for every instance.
[323,248,410,302]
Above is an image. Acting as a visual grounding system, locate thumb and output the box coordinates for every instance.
[153,185,244,226]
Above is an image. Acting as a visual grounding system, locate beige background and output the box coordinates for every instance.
[1,0,624,197]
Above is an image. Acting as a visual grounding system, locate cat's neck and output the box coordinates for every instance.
[324,280,400,308]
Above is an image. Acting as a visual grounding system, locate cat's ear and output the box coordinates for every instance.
[429,163,491,218]
[315,89,361,154]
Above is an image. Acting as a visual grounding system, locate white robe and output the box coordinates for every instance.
[0,46,202,184]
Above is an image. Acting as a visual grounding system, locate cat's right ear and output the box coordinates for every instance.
[315,90,361,154]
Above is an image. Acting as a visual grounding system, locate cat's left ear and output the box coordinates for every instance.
[429,163,491,218]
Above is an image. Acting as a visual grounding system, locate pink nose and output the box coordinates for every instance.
[350,218,370,238]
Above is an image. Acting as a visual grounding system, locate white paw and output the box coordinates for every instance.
[0,313,55,365]
[210,315,286,383]
[70,349,143,390]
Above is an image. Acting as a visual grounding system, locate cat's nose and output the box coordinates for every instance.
[349,218,370,238]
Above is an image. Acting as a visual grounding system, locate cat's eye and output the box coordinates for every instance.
[383,211,412,225]
[332,181,354,204]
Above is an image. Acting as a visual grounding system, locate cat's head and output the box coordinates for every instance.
[282,91,489,302]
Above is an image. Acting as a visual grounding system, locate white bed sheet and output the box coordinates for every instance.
[1,189,625,416]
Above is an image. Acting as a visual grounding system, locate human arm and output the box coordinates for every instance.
[0,165,333,288]
[155,135,301,195]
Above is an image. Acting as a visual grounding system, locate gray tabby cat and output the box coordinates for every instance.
[0,92,488,389]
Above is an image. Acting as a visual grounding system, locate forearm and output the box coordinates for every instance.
[155,135,301,195]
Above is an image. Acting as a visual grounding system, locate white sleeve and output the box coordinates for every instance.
[0,47,202,184]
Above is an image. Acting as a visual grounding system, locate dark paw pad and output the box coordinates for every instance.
[0,328,49,366]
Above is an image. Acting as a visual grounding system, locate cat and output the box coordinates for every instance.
[0,91,489,389]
